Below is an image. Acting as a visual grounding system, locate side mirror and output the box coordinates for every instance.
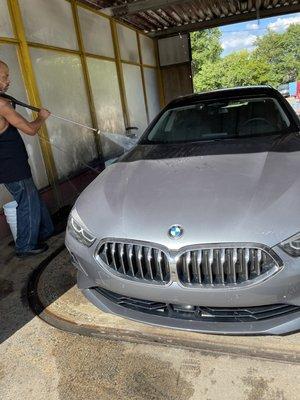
[125,126,138,139]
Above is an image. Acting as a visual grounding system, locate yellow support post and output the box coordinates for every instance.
[71,0,103,159]
[7,0,62,209]
[154,39,166,108]
[136,32,150,124]
[110,20,130,129]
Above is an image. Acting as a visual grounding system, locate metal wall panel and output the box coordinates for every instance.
[117,23,140,63]
[30,48,97,179]
[0,0,14,38]
[122,63,148,136]
[19,0,78,49]
[139,34,156,66]
[158,34,193,103]
[87,58,125,131]
[161,63,193,104]
[78,6,114,57]
[144,67,160,121]
[158,35,190,66]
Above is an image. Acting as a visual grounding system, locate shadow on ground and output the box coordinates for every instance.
[0,206,73,344]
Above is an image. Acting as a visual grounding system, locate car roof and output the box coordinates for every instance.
[167,86,281,108]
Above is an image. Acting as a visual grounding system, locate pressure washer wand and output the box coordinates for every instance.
[47,113,100,134]
[0,93,101,135]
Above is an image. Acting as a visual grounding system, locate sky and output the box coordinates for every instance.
[220,12,300,57]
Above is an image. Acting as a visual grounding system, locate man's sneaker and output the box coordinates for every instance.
[16,243,49,258]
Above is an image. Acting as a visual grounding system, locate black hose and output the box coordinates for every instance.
[0,93,40,112]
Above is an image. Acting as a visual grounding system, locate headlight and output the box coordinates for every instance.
[67,215,96,247]
[279,232,300,257]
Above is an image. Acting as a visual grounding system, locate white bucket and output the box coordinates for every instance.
[3,201,18,242]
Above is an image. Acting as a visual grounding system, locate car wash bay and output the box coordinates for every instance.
[1,0,300,399]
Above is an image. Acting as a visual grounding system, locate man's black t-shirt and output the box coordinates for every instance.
[0,123,32,184]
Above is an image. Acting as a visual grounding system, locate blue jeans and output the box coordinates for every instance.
[4,177,54,252]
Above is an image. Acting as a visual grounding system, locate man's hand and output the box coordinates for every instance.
[38,108,51,120]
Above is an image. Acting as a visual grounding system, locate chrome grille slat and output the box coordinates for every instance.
[190,251,199,284]
[244,248,250,281]
[208,249,213,284]
[103,243,109,265]
[177,245,279,287]
[196,250,202,284]
[145,247,154,280]
[111,243,117,271]
[220,248,225,284]
[249,249,255,275]
[214,249,219,283]
[202,250,208,284]
[126,244,135,277]
[155,250,164,281]
[232,248,237,284]
[257,249,262,275]
[183,252,191,283]
[118,243,126,274]
[252,249,261,277]
[214,249,225,285]
[136,246,144,278]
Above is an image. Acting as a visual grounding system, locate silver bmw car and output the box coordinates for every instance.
[65,86,300,335]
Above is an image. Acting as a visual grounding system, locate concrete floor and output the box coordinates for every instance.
[1,234,300,400]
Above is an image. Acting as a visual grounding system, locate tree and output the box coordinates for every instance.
[221,50,272,87]
[191,23,300,92]
[194,51,272,92]
[191,29,222,89]
[253,24,300,85]
[193,60,223,92]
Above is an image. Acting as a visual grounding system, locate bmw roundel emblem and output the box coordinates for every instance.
[168,224,184,239]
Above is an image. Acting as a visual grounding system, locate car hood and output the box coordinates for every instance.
[76,133,300,248]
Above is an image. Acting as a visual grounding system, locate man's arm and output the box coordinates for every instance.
[0,99,50,136]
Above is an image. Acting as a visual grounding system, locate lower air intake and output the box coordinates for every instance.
[94,288,300,323]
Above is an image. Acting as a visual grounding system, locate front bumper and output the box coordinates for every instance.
[81,282,300,335]
[66,232,300,335]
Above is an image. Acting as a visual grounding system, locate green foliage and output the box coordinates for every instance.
[191,29,222,73]
[193,61,223,92]
[192,24,300,92]
[221,51,272,87]
[253,24,300,85]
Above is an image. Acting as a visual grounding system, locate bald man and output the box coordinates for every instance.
[0,60,54,257]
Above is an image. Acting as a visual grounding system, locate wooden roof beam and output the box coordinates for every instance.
[151,2,300,37]
[111,0,193,17]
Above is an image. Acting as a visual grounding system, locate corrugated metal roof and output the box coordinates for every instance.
[79,0,300,37]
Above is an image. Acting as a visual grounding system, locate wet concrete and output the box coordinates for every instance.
[1,318,300,400]
[0,278,13,301]
[0,235,300,399]
[53,335,194,400]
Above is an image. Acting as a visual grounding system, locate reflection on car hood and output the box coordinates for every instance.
[76,133,300,248]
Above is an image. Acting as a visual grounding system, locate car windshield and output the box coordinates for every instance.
[143,97,291,144]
